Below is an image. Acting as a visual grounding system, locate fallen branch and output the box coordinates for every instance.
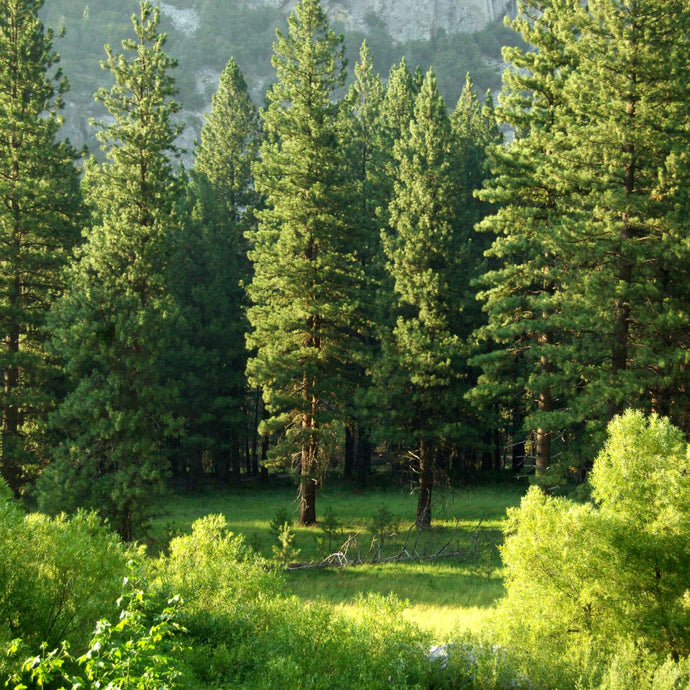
[283,518,480,571]
[284,546,472,571]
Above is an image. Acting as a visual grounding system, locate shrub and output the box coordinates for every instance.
[598,642,690,690]
[251,593,430,689]
[158,514,281,610]
[154,514,435,688]
[0,479,133,652]
[7,569,184,690]
[490,411,690,685]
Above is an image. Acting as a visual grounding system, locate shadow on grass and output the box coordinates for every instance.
[284,560,505,609]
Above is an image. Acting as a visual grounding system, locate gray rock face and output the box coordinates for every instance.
[55,0,517,162]
[245,0,516,42]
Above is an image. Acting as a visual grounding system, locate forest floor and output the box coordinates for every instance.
[150,475,528,640]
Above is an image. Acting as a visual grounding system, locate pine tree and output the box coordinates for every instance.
[337,40,386,484]
[170,57,261,485]
[451,75,501,236]
[362,57,419,454]
[372,58,420,343]
[474,0,690,481]
[449,75,503,472]
[246,0,362,524]
[555,0,690,436]
[471,0,582,473]
[0,0,82,493]
[378,69,466,527]
[376,57,418,234]
[39,1,183,539]
[193,56,260,241]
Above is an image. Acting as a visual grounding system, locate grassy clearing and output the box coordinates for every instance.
[151,476,526,639]
[286,561,506,640]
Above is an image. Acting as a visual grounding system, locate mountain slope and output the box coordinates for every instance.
[40,0,517,160]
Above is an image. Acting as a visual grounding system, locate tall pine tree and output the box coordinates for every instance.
[449,75,503,474]
[554,0,690,437]
[0,0,82,494]
[378,69,466,527]
[39,1,182,539]
[246,0,363,524]
[474,0,690,481]
[336,40,386,485]
[169,57,261,485]
[471,0,582,474]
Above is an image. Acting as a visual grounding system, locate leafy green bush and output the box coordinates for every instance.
[7,569,183,690]
[0,479,133,652]
[158,514,281,610]
[154,514,436,688]
[489,411,690,685]
[250,593,430,690]
[598,642,690,690]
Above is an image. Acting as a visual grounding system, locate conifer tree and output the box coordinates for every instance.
[555,0,690,436]
[246,0,362,524]
[39,1,182,539]
[170,57,261,484]
[376,57,418,235]
[365,57,419,443]
[193,56,260,242]
[337,40,386,484]
[449,75,503,470]
[378,69,466,527]
[471,0,581,473]
[340,42,385,282]
[0,0,82,493]
[451,75,501,236]
[474,0,690,480]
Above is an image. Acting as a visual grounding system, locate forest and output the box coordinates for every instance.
[1,0,689,687]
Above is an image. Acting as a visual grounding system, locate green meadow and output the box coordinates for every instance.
[150,478,526,640]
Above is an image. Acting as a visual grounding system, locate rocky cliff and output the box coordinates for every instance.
[241,0,516,42]
[45,0,517,161]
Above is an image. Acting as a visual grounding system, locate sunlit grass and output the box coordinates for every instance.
[151,476,526,638]
[403,603,496,640]
[284,560,505,640]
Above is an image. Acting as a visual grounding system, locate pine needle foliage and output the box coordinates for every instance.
[246,0,364,524]
[0,0,82,493]
[41,1,183,540]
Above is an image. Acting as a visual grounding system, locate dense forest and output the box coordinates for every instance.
[1,0,689,686]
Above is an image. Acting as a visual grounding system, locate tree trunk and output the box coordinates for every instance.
[250,388,261,476]
[244,421,252,476]
[343,424,355,478]
[355,425,371,489]
[512,438,526,474]
[187,453,204,491]
[215,452,230,484]
[416,437,433,528]
[535,420,551,474]
[2,314,21,494]
[299,405,318,525]
[609,181,634,420]
[481,430,493,472]
[299,470,317,525]
[230,435,241,486]
[493,429,502,472]
[536,335,553,473]
[259,432,269,481]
